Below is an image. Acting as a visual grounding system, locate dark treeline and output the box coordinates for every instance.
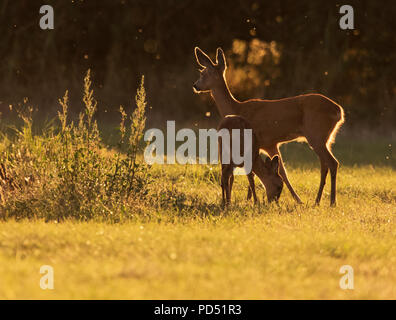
[0,0,395,130]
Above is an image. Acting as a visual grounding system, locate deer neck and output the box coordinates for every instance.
[210,77,239,117]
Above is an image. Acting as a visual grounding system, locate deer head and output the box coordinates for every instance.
[256,155,283,203]
[193,47,227,93]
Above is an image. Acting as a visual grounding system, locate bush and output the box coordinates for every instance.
[0,71,151,222]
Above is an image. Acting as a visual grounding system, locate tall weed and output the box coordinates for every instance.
[0,71,150,221]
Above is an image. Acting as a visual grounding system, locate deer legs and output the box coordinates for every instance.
[266,146,303,204]
[264,143,339,206]
[221,165,233,206]
[223,170,258,206]
[315,159,329,205]
[246,172,257,203]
[310,144,339,206]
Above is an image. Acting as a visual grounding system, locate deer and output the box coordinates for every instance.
[218,115,283,206]
[193,47,345,206]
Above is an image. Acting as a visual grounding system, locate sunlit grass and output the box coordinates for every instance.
[0,70,394,299]
[0,159,394,299]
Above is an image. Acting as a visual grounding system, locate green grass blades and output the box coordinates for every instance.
[0,163,394,299]
[0,70,394,299]
[0,197,394,299]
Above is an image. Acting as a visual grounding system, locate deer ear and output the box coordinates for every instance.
[216,47,227,71]
[195,47,213,68]
[270,155,280,173]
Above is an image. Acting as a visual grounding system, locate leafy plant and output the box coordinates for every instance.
[0,71,151,221]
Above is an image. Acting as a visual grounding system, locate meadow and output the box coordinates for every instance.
[0,73,394,299]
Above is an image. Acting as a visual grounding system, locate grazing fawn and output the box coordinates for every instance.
[194,47,345,206]
[218,115,283,206]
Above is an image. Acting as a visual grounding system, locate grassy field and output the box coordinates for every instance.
[0,140,395,299]
[0,77,394,299]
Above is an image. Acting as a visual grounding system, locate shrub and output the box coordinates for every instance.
[0,71,150,221]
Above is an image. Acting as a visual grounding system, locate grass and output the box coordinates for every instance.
[0,71,394,299]
[0,159,395,299]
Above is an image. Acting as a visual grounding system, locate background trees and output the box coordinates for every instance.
[0,0,395,130]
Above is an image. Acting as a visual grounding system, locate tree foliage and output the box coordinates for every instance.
[0,0,395,128]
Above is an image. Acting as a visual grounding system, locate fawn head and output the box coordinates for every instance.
[256,155,283,203]
[193,47,226,93]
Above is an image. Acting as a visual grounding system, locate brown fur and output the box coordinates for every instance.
[218,115,283,206]
[194,47,345,206]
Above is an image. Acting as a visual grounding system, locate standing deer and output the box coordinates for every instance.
[193,47,345,206]
[218,115,283,206]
